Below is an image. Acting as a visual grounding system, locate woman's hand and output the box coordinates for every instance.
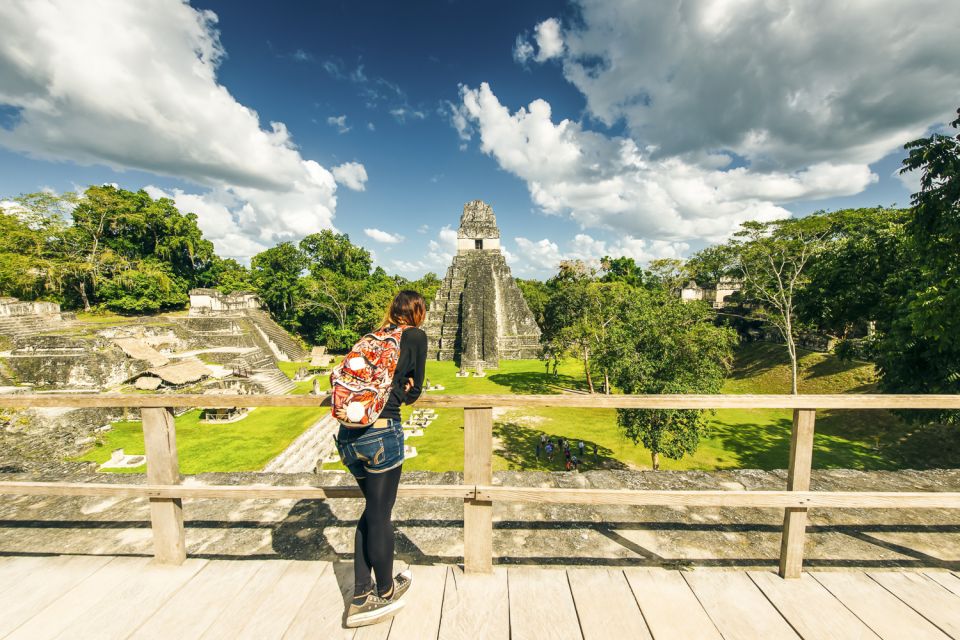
[403,377,414,392]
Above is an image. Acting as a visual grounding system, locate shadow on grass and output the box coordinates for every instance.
[708,410,904,470]
[486,371,585,394]
[494,420,627,471]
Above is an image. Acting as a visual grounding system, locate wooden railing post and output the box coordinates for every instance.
[463,406,493,574]
[779,408,816,578]
[141,406,186,565]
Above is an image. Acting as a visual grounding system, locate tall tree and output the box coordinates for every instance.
[251,242,306,328]
[875,108,960,422]
[608,289,737,469]
[732,216,830,394]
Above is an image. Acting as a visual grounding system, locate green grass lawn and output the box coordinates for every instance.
[325,342,957,473]
[78,339,959,475]
[76,368,328,474]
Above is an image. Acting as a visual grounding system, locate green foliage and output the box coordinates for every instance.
[516,278,550,330]
[197,257,257,294]
[607,288,737,468]
[0,185,213,314]
[407,271,442,304]
[599,256,646,288]
[874,109,960,421]
[797,208,909,337]
[98,260,188,313]
[251,242,306,327]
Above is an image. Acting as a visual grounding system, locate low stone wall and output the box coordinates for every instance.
[1,467,958,570]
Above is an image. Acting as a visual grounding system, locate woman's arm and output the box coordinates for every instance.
[401,328,428,405]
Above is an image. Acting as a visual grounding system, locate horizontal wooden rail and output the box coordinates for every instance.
[2,392,960,409]
[474,486,960,509]
[0,481,474,500]
[5,481,958,509]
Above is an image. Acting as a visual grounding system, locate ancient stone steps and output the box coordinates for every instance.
[250,368,296,394]
[0,315,67,339]
[262,413,338,473]
[245,310,308,361]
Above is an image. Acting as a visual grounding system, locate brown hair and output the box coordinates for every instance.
[381,289,426,328]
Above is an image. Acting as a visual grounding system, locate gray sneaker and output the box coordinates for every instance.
[391,570,412,601]
[345,590,406,628]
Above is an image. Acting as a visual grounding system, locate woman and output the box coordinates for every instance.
[335,290,428,628]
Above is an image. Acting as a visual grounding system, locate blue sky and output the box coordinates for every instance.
[1,0,958,278]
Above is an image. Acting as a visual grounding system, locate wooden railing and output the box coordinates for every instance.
[2,393,960,577]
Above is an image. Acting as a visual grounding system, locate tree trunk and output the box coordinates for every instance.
[651,451,660,471]
[786,335,799,395]
[604,371,611,395]
[582,345,595,393]
[78,281,91,312]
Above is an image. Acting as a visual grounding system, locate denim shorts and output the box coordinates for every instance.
[334,419,404,479]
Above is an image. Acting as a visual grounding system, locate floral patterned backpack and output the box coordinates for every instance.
[329,325,406,427]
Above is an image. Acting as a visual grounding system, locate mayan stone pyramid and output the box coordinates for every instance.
[424,200,541,369]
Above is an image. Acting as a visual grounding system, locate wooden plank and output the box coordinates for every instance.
[283,562,356,640]
[233,560,327,639]
[813,571,949,640]
[438,566,509,640]
[199,560,293,639]
[868,571,960,637]
[7,556,151,640]
[749,570,880,639]
[0,554,112,637]
[142,406,185,565]
[567,568,651,640]
[463,407,493,574]
[683,570,799,639]
[4,392,960,410]
[624,568,722,640]
[508,567,582,640]
[386,564,447,639]
[0,555,57,599]
[780,408,816,578]
[473,486,960,508]
[0,481,474,500]
[924,571,960,597]
[53,558,207,640]
[132,558,263,639]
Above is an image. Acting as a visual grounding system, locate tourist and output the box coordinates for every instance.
[593,443,598,464]
[535,441,541,459]
[578,440,585,457]
[565,458,572,471]
[334,290,427,627]
[546,442,554,460]
[572,455,580,472]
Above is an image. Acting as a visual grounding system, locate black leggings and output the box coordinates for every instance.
[354,465,402,596]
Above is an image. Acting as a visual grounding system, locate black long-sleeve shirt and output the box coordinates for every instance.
[380,326,427,421]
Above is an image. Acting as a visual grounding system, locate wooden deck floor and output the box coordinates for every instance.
[2,556,960,639]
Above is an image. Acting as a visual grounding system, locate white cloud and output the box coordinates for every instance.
[391,225,457,277]
[533,18,564,62]
[550,1,960,168]
[511,233,687,276]
[364,228,404,244]
[390,108,426,123]
[513,35,535,64]
[327,115,351,134]
[458,82,876,242]
[0,0,365,259]
[332,162,368,191]
[514,18,565,65]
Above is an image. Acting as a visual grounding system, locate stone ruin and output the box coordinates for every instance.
[0,290,313,467]
[424,200,541,369]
